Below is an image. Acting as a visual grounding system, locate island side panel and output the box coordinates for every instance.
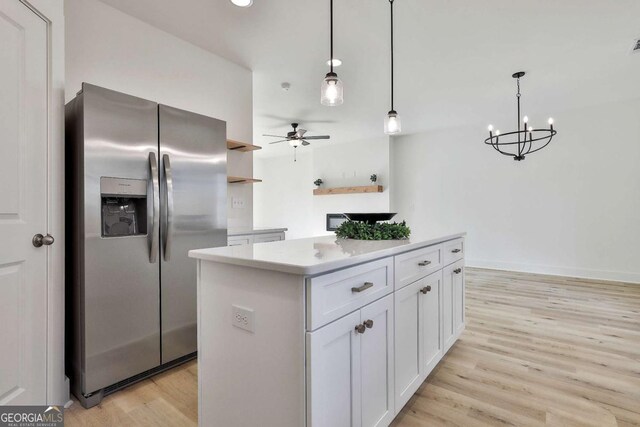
[197,260,306,427]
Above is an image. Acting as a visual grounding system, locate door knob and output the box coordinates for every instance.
[33,233,54,248]
[420,285,432,294]
[363,319,374,329]
[454,268,462,274]
[355,324,366,334]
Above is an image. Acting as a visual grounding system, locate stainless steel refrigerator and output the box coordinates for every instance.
[65,83,227,408]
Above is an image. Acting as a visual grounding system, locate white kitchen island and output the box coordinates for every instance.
[189,232,466,427]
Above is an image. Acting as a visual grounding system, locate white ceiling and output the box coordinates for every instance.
[98,0,640,156]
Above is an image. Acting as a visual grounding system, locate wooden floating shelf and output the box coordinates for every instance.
[227,139,262,152]
[228,176,262,184]
[313,185,383,196]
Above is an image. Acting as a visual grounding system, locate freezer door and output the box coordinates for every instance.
[79,84,161,393]
[159,105,227,363]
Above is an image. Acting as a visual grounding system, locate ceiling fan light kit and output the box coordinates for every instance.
[229,0,253,7]
[321,0,344,106]
[484,72,557,161]
[384,0,401,135]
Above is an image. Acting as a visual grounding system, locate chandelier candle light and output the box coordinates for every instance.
[320,0,344,106]
[485,72,556,161]
[384,0,401,134]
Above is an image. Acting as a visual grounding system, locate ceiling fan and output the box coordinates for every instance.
[263,123,330,148]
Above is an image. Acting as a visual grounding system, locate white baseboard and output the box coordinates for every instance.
[467,259,640,284]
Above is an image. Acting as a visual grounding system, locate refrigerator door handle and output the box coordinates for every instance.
[162,154,174,261]
[148,152,160,263]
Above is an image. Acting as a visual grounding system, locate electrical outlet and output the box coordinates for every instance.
[232,197,245,209]
[231,305,254,332]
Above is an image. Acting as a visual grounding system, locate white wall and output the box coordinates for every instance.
[254,137,391,239]
[392,97,640,283]
[65,0,254,230]
[254,151,313,240]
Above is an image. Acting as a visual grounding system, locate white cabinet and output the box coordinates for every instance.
[443,260,464,352]
[306,258,393,330]
[195,235,465,427]
[227,230,285,246]
[307,294,394,427]
[253,232,285,243]
[360,295,395,427]
[394,244,442,290]
[394,271,442,412]
[452,260,465,336]
[227,236,251,246]
[307,310,360,427]
[422,271,443,376]
[394,279,423,410]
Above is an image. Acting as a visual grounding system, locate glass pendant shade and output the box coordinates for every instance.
[289,140,301,147]
[384,110,401,135]
[320,72,344,106]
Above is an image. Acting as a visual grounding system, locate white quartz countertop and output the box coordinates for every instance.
[189,231,465,275]
[228,227,288,236]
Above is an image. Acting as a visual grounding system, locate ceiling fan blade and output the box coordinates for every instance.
[302,135,330,140]
[263,134,287,138]
[301,140,311,146]
[269,140,288,144]
[297,129,307,138]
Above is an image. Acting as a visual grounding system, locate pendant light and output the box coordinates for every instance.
[384,0,401,134]
[320,0,344,106]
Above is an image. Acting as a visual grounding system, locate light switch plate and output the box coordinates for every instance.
[232,305,254,332]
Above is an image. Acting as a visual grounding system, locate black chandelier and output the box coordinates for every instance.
[485,72,557,161]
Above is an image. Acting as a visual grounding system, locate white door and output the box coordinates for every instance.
[452,261,465,335]
[422,271,443,376]
[307,311,361,427]
[394,279,423,411]
[442,264,456,352]
[0,0,49,405]
[360,294,394,427]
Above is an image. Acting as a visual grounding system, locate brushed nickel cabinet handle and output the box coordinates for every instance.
[364,319,374,329]
[351,282,373,293]
[451,248,461,253]
[454,268,462,274]
[355,324,366,334]
[418,260,431,266]
[420,285,432,294]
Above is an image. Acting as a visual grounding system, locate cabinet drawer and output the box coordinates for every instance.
[253,232,284,243]
[228,236,251,246]
[394,244,442,290]
[306,258,393,331]
[443,238,464,266]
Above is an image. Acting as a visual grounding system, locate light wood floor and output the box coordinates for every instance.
[66,268,640,426]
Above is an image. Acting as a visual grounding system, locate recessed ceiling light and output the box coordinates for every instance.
[326,58,342,67]
[230,0,253,7]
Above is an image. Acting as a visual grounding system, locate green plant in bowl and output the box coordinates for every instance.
[335,220,410,240]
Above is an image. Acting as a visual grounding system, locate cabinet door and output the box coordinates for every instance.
[442,263,455,352]
[360,294,395,427]
[422,271,443,377]
[307,311,361,427]
[394,279,423,411]
[452,260,465,335]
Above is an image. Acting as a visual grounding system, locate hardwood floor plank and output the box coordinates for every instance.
[66,267,640,427]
